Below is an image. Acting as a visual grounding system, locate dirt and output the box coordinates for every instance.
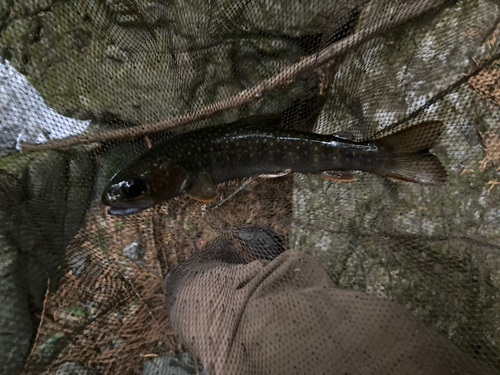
[24,176,293,375]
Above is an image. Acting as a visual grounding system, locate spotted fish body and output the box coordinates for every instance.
[159,117,374,183]
[102,115,447,216]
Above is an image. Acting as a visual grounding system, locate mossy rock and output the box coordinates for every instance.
[291,0,500,368]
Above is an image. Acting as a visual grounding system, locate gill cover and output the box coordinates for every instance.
[102,159,189,216]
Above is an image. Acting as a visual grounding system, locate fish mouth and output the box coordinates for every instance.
[104,194,158,216]
[107,206,147,216]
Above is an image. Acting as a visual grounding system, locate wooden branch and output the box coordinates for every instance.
[21,0,444,152]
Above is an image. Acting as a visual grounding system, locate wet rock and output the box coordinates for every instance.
[0,148,95,371]
[0,230,32,374]
[123,241,146,261]
[237,224,285,261]
[142,352,208,375]
[318,0,498,138]
[19,150,94,307]
[0,0,332,126]
[292,0,500,367]
[56,361,99,375]
[193,0,367,38]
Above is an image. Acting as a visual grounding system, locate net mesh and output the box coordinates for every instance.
[1,0,500,374]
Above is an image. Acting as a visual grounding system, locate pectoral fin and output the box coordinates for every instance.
[186,172,219,202]
[313,170,356,182]
[332,131,355,141]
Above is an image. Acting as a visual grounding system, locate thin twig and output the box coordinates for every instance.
[28,278,51,358]
[119,271,161,327]
[152,205,169,277]
[487,179,499,195]
[20,0,443,152]
[213,177,253,209]
[193,354,201,375]
[481,14,500,46]
[144,135,153,149]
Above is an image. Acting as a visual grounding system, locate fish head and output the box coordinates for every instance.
[102,158,189,216]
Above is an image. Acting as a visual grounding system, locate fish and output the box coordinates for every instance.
[102,115,447,216]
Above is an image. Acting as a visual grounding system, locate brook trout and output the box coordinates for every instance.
[102,115,447,216]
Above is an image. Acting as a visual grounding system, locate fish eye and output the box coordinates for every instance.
[123,178,147,198]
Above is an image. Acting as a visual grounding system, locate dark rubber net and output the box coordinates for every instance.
[1,0,500,374]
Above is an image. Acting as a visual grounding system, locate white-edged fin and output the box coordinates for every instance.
[332,131,355,141]
[186,172,220,202]
[313,170,356,182]
[259,169,292,178]
[108,207,146,216]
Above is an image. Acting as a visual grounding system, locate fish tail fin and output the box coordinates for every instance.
[371,121,448,185]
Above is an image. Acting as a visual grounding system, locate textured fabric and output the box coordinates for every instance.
[165,248,498,375]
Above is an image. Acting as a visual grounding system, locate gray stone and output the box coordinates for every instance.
[142,353,209,375]
[67,249,91,276]
[194,0,367,38]
[64,147,95,241]
[56,361,98,375]
[0,0,325,127]
[237,224,284,261]
[317,0,499,137]
[291,0,500,365]
[123,241,146,261]
[0,230,32,374]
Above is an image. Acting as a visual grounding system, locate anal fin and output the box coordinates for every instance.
[186,172,220,202]
[313,170,356,182]
[259,169,292,178]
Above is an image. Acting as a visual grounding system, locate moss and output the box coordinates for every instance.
[63,305,88,318]
[142,216,151,229]
[184,220,195,230]
[113,220,125,231]
[36,332,63,359]
[106,154,123,180]
[292,1,500,364]
[1,18,30,44]
[91,231,107,254]
[0,151,42,173]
